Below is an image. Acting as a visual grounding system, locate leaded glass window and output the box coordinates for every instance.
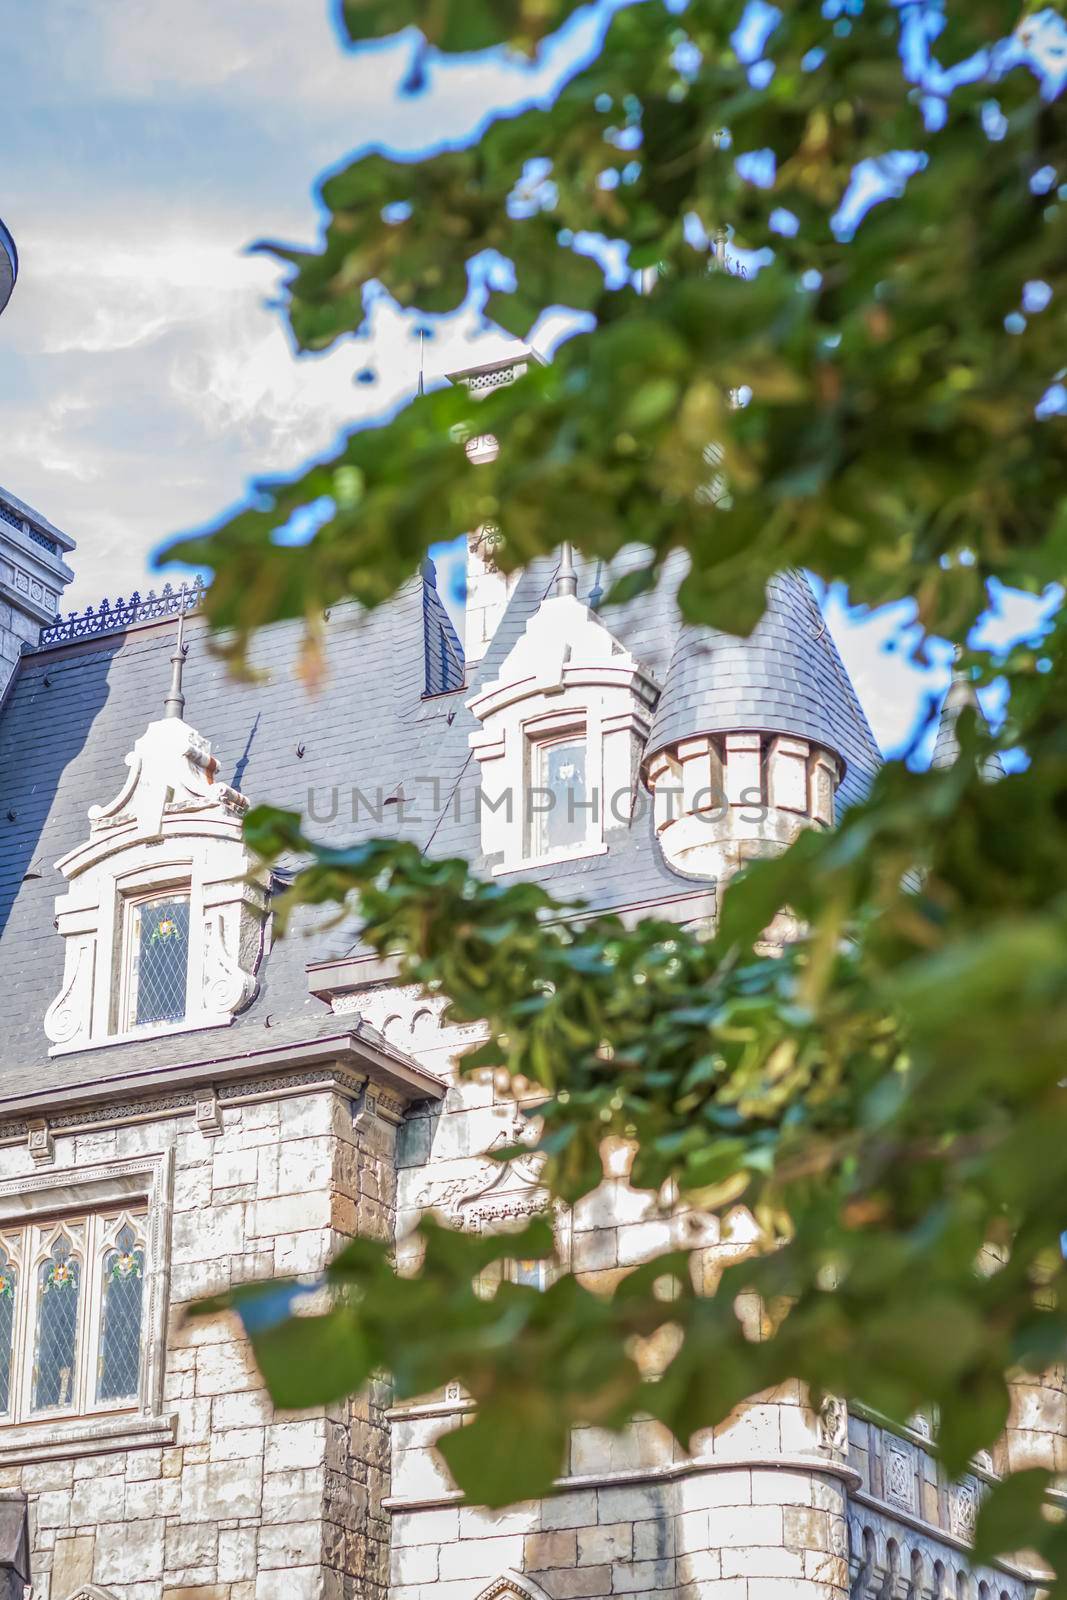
[127,893,190,1027]
[0,1243,16,1414]
[0,1209,150,1425]
[32,1233,81,1411]
[97,1223,145,1402]
[529,734,589,857]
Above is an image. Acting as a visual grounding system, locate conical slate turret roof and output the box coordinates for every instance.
[644,570,882,811]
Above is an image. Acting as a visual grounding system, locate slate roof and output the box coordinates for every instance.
[645,570,882,812]
[0,544,880,1099]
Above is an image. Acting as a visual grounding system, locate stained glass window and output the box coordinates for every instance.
[512,1258,549,1290]
[129,893,190,1026]
[97,1223,145,1402]
[531,735,588,856]
[32,1234,80,1411]
[0,1244,16,1414]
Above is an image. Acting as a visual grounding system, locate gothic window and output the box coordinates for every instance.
[97,1221,145,1403]
[33,1231,81,1411]
[0,1242,17,1415]
[527,729,590,859]
[124,892,190,1028]
[0,1210,148,1425]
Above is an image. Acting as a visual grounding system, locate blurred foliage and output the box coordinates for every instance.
[178,0,1067,1580]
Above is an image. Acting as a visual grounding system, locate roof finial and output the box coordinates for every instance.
[556,542,578,599]
[417,326,426,397]
[163,584,189,720]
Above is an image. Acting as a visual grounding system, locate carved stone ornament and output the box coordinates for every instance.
[194,1092,224,1138]
[475,1574,552,1600]
[26,1118,54,1168]
[466,588,659,873]
[63,1589,121,1600]
[45,712,269,1055]
[882,1434,918,1513]
[950,1475,980,1541]
[817,1393,848,1457]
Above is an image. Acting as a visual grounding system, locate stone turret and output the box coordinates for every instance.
[641,571,877,882]
[0,485,76,700]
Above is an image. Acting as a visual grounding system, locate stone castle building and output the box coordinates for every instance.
[0,342,1056,1600]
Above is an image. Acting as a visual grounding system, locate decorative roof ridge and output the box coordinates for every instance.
[36,576,206,651]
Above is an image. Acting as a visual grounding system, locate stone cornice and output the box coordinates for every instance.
[0,1027,445,1133]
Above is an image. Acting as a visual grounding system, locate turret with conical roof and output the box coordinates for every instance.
[641,570,882,880]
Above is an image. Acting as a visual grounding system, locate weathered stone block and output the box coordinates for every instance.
[50,1532,94,1596]
[94,1515,164,1584]
[525,1528,578,1569]
[530,1565,612,1598]
[126,1474,181,1520]
[540,1490,598,1530]
[258,1519,321,1568]
[577,1521,633,1565]
[264,1419,327,1473]
[217,1526,258,1583]
[70,1473,126,1525]
[180,1460,263,1522]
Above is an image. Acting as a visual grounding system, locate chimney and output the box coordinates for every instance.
[447,349,545,669]
[0,485,76,698]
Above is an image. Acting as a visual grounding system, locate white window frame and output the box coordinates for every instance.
[521,712,603,869]
[119,884,192,1034]
[525,723,593,862]
[0,1154,174,1463]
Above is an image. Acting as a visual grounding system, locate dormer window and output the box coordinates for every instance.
[467,546,658,875]
[44,620,268,1055]
[123,890,191,1029]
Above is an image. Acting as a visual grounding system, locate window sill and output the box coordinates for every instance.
[49,1012,233,1058]
[492,842,608,877]
[0,1409,176,1466]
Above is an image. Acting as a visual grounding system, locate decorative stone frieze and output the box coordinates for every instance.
[467,589,659,873]
[44,710,269,1055]
[644,729,841,881]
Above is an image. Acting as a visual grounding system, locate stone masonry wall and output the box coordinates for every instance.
[0,1079,397,1600]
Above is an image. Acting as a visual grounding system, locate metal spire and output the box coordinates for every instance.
[555,542,578,598]
[417,327,426,397]
[163,585,189,720]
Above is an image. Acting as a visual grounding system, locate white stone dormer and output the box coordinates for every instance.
[44,636,269,1055]
[466,548,659,874]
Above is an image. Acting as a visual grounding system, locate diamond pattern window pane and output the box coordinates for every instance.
[132,894,189,1025]
[98,1225,145,1402]
[33,1236,80,1411]
[0,1248,16,1414]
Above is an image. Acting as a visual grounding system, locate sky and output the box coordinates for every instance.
[0,0,1055,764]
